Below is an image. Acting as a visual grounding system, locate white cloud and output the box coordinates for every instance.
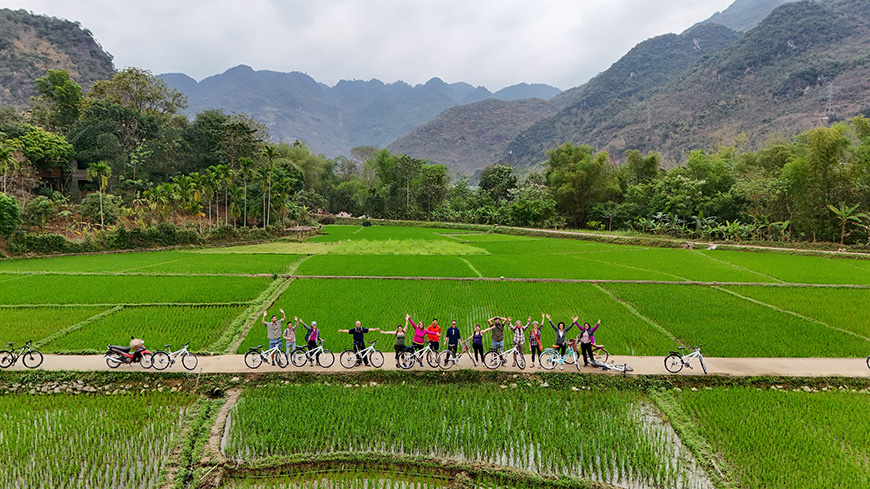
[5,0,734,90]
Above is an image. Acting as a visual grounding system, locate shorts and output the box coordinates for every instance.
[269,338,282,350]
[492,340,504,351]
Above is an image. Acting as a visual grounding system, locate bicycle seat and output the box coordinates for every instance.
[164,344,172,348]
[183,343,190,347]
[676,346,685,350]
[7,342,13,347]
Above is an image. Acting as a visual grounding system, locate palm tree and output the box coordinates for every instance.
[828,202,862,245]
[86,162,112,229]
[171,175,195,224]
[262,145,278,227]
[228,184,243,228]
[0,145,18,193]
[237,157,255,227]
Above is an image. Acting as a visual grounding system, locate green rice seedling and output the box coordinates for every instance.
[0,275,272,305]
[311,225,458,242]
[601,284,870,357]
[0,250,300,274]
[193,242,334,255]
[296,255,479,277]
[464,254,684,281]
[442,232,534,242]
[725,285,870,339]
[239,279,674,356]
[46,305,246,353]
[325,239,488,256]
[0,306,106,345]
[699,250,870,284]
[225,384,703,489]
[0,392,194,489]
[677,387,870,489]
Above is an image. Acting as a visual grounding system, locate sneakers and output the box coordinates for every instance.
[560,365,563,370]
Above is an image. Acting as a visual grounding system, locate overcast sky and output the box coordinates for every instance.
[8,0,734,91]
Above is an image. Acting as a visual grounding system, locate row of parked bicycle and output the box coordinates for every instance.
[4,339,870,373]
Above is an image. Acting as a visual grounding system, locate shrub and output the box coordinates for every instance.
[78,193,120,226]
[0,193,22,237]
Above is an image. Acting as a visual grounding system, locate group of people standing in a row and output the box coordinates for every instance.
[262,310,601,369]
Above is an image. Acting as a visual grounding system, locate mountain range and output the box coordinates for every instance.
[159,67,560,159]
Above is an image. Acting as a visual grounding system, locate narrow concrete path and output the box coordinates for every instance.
[8,354,870,378]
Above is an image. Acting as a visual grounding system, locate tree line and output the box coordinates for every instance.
[1,67,869,248]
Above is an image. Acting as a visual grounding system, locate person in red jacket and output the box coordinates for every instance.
[427,319,441,352]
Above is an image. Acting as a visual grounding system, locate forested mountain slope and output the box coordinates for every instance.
[498,22,741,169]
[499,0,870,168]
[0,9,115,108]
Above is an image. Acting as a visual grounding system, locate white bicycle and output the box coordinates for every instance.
[244,343,288,369]
[290,340,335,368]
[339,340,384,368]
[398,343,440,369]
[664,345,707,374]
[151,343,198,371]
[483,344,526,370]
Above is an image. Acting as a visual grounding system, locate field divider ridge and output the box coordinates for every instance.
[648,389,737,489]
[35,305,125,349]
[218,277,296,354]
[457,256,483,277]
[715,287,870,343]
[0,301,256,309]
[287,274,870,288]
[591,283,683,345]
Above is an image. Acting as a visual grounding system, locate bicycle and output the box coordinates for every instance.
[540,341,579,370]
[398,343,439,369]
[570,341,610,364]
[438,338,477,369]
[0,340,43,369]
[339,340,384,369]
[151,343,198,371]
[244,343,288,369]
[866,355,869,370]
[290,340,335,368]
[483,344,526,370]
[664,345,707,374]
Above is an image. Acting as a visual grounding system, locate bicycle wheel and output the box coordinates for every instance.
[317,349,335,368]
[426,350,440,368]
[106,353,123,368]
[369,350,384,368]
[181,352,198,371]
[564,349,577,364]
[515,352,526,370]
[594,348,609,363]
[664,354,683,373]
[340,350,358,369]
[244,351,263,369]
[0,350,13,368]
[291,349,308,367]
[398,350,415,369]
[438,350,456,369]
[152,351,171,371]
[699,356,707,374]
[22,350,43,369]
[867,355,870,370]
[483,350,502,369]
[275,351,289,368]
[540,350,558,370]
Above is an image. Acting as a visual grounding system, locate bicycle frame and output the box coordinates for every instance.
[664,346,707,374]
[542,347,577,365]
[165,344,190,363]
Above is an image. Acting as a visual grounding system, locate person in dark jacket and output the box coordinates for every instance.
[339,320,379,366]
[445,320,462,354]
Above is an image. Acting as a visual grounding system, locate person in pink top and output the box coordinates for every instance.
[406,314,438,351]
[577,320,600,367]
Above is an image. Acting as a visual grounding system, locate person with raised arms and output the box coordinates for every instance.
[480,315,507,353]
[545,313,577,370]
[529,315,544,368]
[338,321,379,366]
[379,325,407,368]
[510,317,530,367]
[471,324,485,364]
[262,308,285,365]
[427,318,441,352]
[282,317,298,357]
[406,314,438,352]
[577,320,600,367]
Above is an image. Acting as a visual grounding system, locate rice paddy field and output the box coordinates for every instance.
[3,223,870,488]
